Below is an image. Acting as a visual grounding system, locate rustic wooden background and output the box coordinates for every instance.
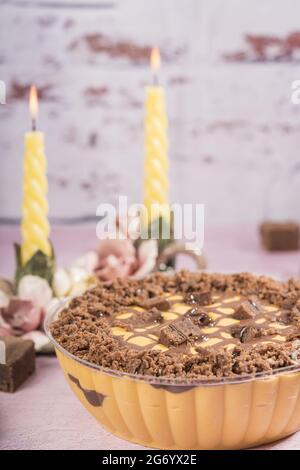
[1,0,300,225]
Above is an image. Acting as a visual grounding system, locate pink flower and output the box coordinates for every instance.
[2,299,43,334]
[95,239,137,281]
[94,210,161,282]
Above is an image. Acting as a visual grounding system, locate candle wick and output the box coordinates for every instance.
[32,119,36,132]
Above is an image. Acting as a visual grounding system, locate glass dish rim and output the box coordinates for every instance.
[44,297,300,388]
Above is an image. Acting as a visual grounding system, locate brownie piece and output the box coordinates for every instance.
[232,326,258,343]
[139,297,171,311]
[282,293,300,309]
[144,307,164,323]
[159,318,201,346]
[260,222,300,251]
[159,325,187,346]
[233,300,260,320]
[175,318,202,340]
[184,291,212,306]
[186,307,213,326]
[231,326,277,343]
[185,306,202,317]
[0,336,35,392]
[279,307,300,326]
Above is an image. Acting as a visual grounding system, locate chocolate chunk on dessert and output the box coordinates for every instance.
[232,325,277,343]
[185,306,201,317]
[159,325,187,346]
[159,318,201,347]
[174,318,202,341]
[186,307,213,326]
[232,326,258,343]
[260,222,300,251]
[290,308,300,326]
[278,311,292,325]
[279,307,300,326]
[139,297,171,311]
[248,296,262,310]
[233,299,261,320]
[126,307,163,326]
[282,293,300,309]
[145,307,164,323]
[184,291,212,306]
[0,336,35,392]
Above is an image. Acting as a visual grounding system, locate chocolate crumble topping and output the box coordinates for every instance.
[50,271,300,379]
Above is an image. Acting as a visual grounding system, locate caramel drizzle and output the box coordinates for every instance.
[110,294,296,354]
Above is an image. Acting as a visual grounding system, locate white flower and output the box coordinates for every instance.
[131,240,158,279]
[71,251,98,274]
[69,267,90,285]
[18,275,52,309]
[68,281,88,297]
[53,268,72,298]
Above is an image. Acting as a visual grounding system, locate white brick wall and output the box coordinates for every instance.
[1,0,300,224]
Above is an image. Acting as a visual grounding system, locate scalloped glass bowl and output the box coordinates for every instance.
[45,301,300,450]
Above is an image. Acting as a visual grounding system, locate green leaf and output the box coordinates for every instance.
[135,212,175,271]
[14,242,56,288]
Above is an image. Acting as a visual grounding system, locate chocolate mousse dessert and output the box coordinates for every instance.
[51,271,300,379]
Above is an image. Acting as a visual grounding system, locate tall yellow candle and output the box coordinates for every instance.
[21,85,51,265]
[143,47,169,225]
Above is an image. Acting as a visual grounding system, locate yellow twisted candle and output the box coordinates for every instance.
[143,47,169,225]
[21,86,51,265]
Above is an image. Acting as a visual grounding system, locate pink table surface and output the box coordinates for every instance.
[1,223,300,450]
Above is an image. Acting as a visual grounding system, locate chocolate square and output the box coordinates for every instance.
[159,318,202,347]
[282,293,300,309]
[186,307,212,326]
[231,326,258,343]
[184,291,212,306]
[231,325,276,344]
[145,307,164,323]
[139,297,171,311]
[260,222,300,251]
[175,318,202,340]
[233,300,260,320]
[159,325,186,347]
[0,336,35,392]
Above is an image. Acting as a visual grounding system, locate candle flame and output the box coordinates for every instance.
[150,47,161,71]
[29,85,38,121]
